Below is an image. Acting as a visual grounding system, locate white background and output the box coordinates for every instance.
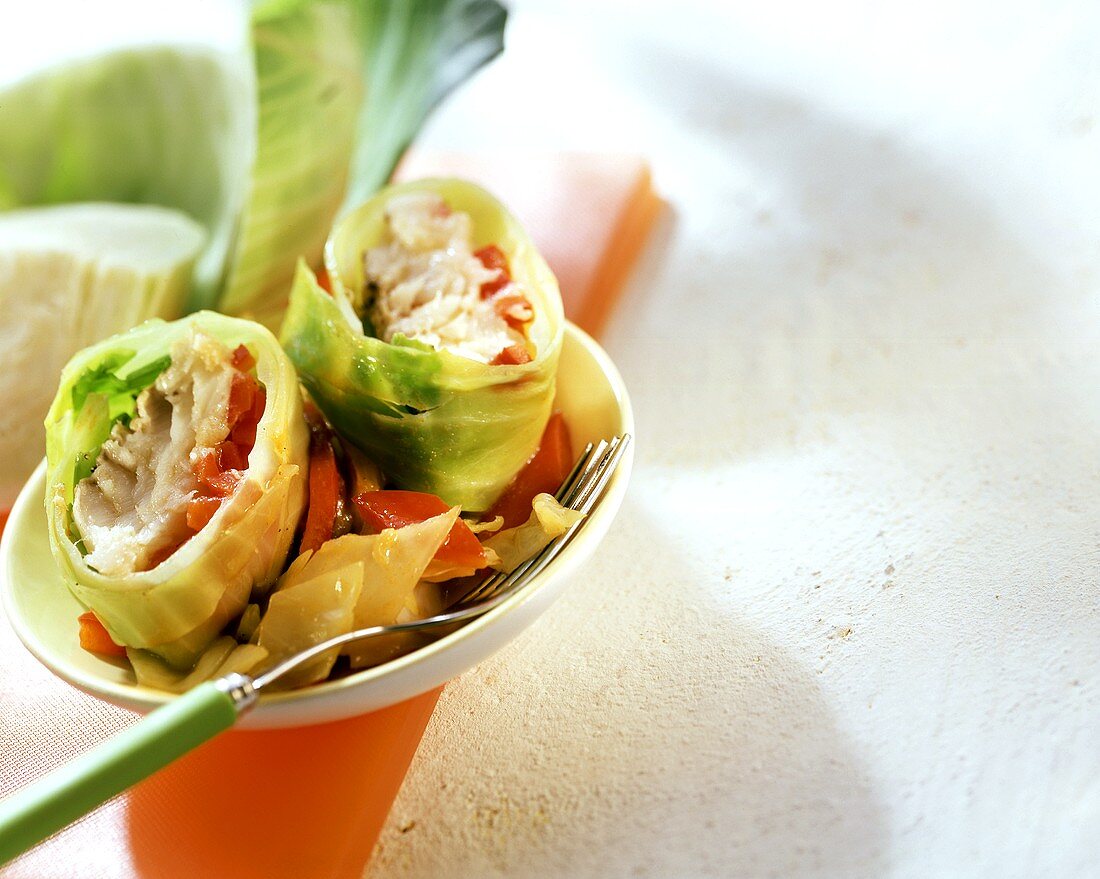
[371,1,1100,876]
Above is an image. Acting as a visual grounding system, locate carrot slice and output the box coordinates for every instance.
[300,431,342,555]
[77,612,127,657]
[488,412,574,528]
[353,490,486,570]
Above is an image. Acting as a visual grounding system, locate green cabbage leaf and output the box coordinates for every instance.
[0,0,507,323]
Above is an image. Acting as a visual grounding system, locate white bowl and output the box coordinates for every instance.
[0,323,633,729]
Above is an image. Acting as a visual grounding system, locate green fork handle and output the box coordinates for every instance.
[0,677,249,866]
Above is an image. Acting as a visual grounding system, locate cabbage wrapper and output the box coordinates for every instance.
[44,312,309,669]
[254,509,455,689]
[280,179,564,511]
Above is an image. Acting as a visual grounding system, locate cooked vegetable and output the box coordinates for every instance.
[0,0,507,324]
[0,204,204,508]
[354,490,489,580]
[300,426,344,555]
[484,493,584,574]
[281,178,565,510]
[44,312,308,669]
[128,637,269,694]
[77,612,126,658]
[254,509,456,686]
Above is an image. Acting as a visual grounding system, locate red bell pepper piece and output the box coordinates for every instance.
[186,496,222,531]
[491,344,533,366]
[488,412,573,528]
[475,244,512,298]
[230,344,256,372]
[353,490,486,570]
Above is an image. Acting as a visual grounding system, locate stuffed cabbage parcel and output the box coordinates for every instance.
[280,178,564,511]
[44,312,308,669]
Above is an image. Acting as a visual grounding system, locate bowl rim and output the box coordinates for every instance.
[0,321,634,723]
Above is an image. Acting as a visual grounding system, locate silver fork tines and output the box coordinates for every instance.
[250,434,631,693]
[458,436,621,606]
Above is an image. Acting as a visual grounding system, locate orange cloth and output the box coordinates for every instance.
[0,153,660,879]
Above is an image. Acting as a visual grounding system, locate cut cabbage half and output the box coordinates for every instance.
[0,0,508,325]
[44,311,309,669]
[0,45,255,310]
[0,204,205,507]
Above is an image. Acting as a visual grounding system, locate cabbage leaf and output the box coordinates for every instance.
[0,0,507,323]
[253,509,455,688]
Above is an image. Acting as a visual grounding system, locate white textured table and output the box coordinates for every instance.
[371,1,1100,876]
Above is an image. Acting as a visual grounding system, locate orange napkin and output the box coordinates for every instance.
[0,153,660,879]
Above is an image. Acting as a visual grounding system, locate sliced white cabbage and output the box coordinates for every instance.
[252,509,456,689]
[255,563,365,689]
[0,204,204,506]
[128,637,269,694]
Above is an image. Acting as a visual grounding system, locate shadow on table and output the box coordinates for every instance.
[601,36,1070,473]
[370,502,890,877]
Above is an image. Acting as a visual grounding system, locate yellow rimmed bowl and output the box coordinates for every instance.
[0,322,633,730]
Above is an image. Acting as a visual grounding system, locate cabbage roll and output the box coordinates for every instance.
[44,312,309,669]
[280,178,564,511]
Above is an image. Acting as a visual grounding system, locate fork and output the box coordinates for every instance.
[0,434,631,865]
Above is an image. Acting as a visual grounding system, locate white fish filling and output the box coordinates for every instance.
[72,332,238,576]
[363,193,531,363]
